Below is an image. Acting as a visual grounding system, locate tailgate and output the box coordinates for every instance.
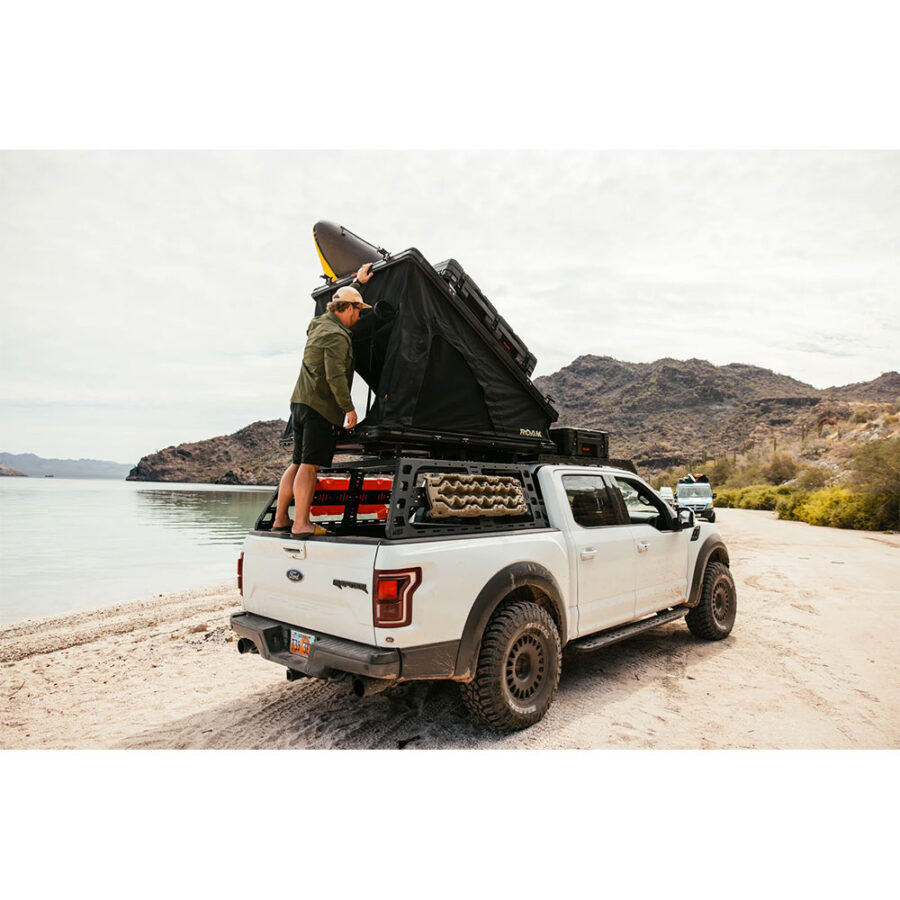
[241,534,379,645]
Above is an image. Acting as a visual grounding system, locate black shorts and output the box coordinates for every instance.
[290,402,338,467]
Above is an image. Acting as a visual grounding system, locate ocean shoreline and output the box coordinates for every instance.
[0,478,272,627]
[0,581,238,663]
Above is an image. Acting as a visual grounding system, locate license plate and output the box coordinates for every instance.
[290,629,316,657]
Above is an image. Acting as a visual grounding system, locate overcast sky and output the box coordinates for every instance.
[1,150,898,463]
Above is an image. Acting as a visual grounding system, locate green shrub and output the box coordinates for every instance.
[737,486,778,510]
[763,452,799,485]
[648,465,691,491]
[853,438,900,498]
[705,456,735,485]
[783,487,898,530]
[726,463,769,489]
[795,466,830,491]
[776,491,809,521]
[714,484,790,511]
[800,489,867,529]
[714,488,741,508]
[851,439,900,529]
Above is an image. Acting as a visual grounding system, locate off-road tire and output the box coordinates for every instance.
[707,511,716,523]
[460,600,561,731]
[686,561,736,640]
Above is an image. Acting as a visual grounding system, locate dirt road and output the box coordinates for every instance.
[2,509,897,749]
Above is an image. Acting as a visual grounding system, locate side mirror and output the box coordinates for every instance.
[677,507,694,530]
[712,492,717,499]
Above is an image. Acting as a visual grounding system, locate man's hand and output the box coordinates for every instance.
[345,410,358,429]
[356,262,373,284]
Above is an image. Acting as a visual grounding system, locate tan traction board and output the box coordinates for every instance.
[423,473,527,518]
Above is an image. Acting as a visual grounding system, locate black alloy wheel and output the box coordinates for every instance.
[505,632,546,704]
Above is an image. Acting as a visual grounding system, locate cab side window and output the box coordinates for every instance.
[611,476,674,531]
[563,475,621,528]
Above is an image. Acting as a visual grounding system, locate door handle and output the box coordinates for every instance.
[580,549,597,561]
[637,541,650,553]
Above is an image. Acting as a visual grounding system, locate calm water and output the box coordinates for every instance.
[0,478,274,626]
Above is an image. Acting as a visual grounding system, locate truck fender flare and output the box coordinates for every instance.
[454,562,566,681]
[687,537,731,607]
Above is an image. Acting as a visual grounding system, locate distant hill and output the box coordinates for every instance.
[534,358,900,469]
[823,371,900,401]
[0,462,26,477]
[125,361,900,483]
[127,420,287,485]
[0,452,133,479]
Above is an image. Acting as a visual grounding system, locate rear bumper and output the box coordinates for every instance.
[230,611,400,679]
[230,611,460,682]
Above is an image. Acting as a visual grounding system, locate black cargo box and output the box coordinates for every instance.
[434,258,537,377]
[550,427,610,459]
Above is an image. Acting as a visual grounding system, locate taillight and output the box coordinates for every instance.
[237,552,244,596]
[373,567,421,628]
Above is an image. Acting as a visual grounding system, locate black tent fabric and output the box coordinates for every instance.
[312,249,557,451]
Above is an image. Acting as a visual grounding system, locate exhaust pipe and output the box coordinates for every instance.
[351,676,393,698]
[237,638,258,654]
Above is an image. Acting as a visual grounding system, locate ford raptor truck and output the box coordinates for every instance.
[230,458,736,731]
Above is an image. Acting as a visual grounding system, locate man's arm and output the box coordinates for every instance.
[350,262,373,293]
[333,263,370,430]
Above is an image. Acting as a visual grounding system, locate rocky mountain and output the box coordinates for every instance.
[0,462,26,477]
[534,357,899,469]
[127,420,288,485]
[0,452,133,479]
[825,371,900,401]
[126,360,899,484]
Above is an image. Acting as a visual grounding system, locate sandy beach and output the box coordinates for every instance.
[2,508,897,749]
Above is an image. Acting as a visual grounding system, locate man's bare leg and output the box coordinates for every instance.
[273,463,299,529]
[291,464,319,534]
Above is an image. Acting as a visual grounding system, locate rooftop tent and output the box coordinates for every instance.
[312,249,558,454]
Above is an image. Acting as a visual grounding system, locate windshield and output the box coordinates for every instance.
[677,484,712,499]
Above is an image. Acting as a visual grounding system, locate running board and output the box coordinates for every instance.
[568,606,690,654]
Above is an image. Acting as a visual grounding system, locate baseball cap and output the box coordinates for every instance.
[333,286,372,309]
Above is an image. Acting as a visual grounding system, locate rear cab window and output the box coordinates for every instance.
[562,474,623,528]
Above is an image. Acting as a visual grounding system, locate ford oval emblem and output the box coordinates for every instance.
[286,569,304,583]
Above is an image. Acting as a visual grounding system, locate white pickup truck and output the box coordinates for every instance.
[231,458,736,731]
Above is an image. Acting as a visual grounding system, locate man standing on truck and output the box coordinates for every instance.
[272,263,374,536]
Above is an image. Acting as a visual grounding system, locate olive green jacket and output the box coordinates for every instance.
[290,311,354,426]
